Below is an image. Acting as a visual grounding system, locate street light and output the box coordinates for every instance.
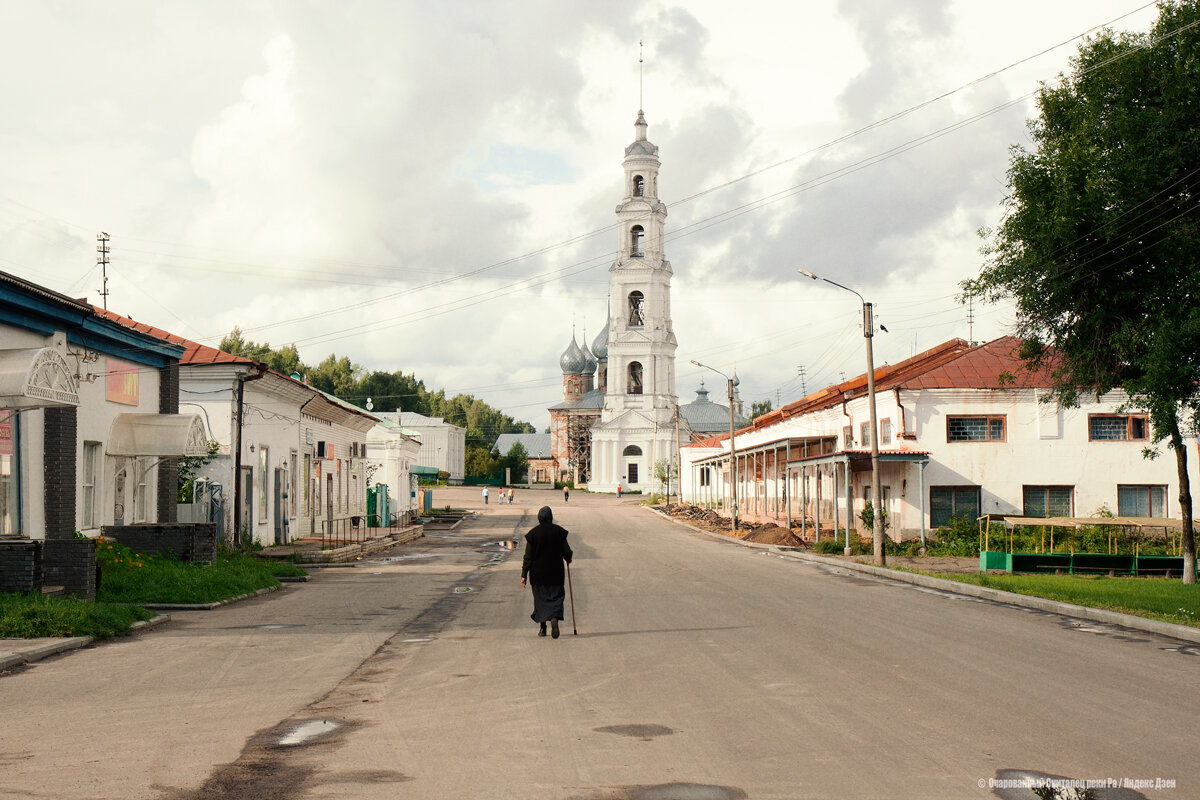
[691,359,738,533]
[797,268,886,566]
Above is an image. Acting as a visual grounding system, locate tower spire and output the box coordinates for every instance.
[639,40,644,111]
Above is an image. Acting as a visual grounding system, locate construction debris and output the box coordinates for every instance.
[658,504,808,547]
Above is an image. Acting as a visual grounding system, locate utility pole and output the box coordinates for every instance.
[96,232,110,309]
[797,365,807,396]
[674,404,681,505]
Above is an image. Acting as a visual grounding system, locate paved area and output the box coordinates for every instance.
[1,486,1197,798]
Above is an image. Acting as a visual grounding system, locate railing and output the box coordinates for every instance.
[321,513,401,549]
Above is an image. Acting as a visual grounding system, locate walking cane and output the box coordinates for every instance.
[566,561,578,635]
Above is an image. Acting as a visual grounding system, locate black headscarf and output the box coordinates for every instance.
[538,506,553,525]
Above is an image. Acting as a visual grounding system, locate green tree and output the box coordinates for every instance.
[177,440,220,502]
[965,0,1200,583]
[503,441,530,483]
[653,457,677,499]
[751,399,772,418]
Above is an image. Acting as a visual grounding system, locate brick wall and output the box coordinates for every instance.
[43,406,78,539]
[0,540,42,594]
[42,538,96,600]
[102,523,217,565]
[157,363,180,523]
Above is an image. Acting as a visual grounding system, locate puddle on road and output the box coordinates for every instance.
[277,719,340,746]
[595,724,675,740]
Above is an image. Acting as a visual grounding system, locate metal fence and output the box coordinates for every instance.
[321,513,401,550]
[176,481,225,540]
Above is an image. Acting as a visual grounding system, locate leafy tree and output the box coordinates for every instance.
[177,440,220,502]
[751,399,772,418]
[653,457,678,498]
[965,0,1200,583]
[503,441,530,483]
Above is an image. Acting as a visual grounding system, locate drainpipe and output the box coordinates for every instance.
[232,363,268,545]
[893,388,908,439]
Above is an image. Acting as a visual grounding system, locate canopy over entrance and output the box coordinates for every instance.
[108,413,208,457]
[0,347,79,408]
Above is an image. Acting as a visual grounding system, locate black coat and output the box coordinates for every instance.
[521,522,573,585]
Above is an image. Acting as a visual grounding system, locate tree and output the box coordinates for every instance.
[965,0,1200,583]
[751,400,772,419]
[653,457,677,499]
[503,441,530,483]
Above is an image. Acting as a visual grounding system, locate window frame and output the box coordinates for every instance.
[627,361,643,395]
[1117,484,1167,518]
[930,485,980,528]
[1022,485,1074,518]
[1088,414,1149,441]
[81,441,101,528]
[946,415,1006,443]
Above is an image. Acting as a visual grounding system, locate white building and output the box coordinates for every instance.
[588,110,689,492]
[393,412,465,483]
[366,417,421,522]
[681,337,1200,539]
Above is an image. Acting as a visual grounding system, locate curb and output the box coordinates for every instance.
[0,613,170,673]
[644,507,1200,646]
[139,584,281,611]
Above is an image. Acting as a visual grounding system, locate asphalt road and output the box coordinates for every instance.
[1,487,1196,799]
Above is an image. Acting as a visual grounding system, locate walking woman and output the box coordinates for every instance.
[520,506,573,639]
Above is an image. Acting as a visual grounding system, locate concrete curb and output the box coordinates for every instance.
[0,613,171,673]
[644,506,1200,646]
[140,584,281,611]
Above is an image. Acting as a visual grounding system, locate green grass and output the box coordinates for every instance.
[96,541,288,605]
[0,593,154,640]
[928,572,1200,627]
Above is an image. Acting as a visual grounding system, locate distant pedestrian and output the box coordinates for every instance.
[521,506,573,639]
[563,486,570,502]
[508,487,515,504]
[617,484,622,499]
[482,487,489,505]
[498,487,505,504]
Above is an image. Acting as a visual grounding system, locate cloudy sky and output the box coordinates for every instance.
[0,1,1161,431]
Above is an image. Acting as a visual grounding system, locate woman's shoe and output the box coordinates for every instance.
[539,623,547,637]
[551,619,560,639]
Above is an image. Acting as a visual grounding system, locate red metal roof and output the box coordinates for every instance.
[93,307,261,368]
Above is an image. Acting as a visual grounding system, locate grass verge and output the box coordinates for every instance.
[925,572,1200,628]
[97,548,291,605]
[0,593,154,640]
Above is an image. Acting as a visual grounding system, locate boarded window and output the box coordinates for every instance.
[947,415,1005,442]
[1089,415,1148,440]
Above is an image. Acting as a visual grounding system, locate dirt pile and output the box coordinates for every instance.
[743,523,806,547]
[658,504,806,545]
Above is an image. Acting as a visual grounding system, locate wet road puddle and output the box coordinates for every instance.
[277,719,340,746]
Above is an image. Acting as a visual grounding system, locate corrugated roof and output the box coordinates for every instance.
[494,432,553,459]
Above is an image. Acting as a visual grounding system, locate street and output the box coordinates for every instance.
[2,487,1197,799]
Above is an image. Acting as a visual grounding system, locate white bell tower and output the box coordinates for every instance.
[589,109,685,493]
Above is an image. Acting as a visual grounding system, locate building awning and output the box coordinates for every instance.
[0,347,80,408]
[108,413,209,457]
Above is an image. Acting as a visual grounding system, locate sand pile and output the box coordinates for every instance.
[743,523,806,547]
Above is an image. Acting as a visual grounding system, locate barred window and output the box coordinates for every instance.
[947,415,1005,442]
[930,486,980,528]
[1089,415,1148,441]
[1023,486,1073,518]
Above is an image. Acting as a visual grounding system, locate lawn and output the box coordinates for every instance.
[96,540,304,605]
[0,593,154,640]
[930,572,1200,628]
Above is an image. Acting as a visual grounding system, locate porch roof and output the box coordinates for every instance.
[107,413,209,457]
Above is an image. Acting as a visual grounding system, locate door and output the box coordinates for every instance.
[325,474,334,529]
[627,463,639,485]
[274,468,287,545]
[113,459,127,526]
[240,466,253,542]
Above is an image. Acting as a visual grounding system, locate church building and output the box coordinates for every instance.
[547,109,749,491]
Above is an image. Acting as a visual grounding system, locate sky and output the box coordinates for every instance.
[0,0,1164,433]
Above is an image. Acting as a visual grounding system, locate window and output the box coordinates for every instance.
[947,415,1006,442]
[628,291,645,326]
[1023,486,1073,518]
[880,419,892,445]
[627,361,643,394]
[700,467,711,487]
[1117,485,1166,517]
[630,225,644,257]
[860,422,871,448]
[1089,414,1148,441]
[133,458,149,522]
[623,445,642,457]
[628,463,639,484]
[843,426,853,449]
[930,486,980,528]
[633,175,644,196]
[258,448,269,523]
[0,412,20,535]
[82,442,101,528]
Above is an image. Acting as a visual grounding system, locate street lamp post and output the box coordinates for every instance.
[691,360,738,533]
[797,269,886,566]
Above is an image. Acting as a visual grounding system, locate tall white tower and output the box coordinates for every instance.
[589,110,686,492]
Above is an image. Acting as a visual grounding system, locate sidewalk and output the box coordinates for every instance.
[646,505,1200,647]
[0,614,171,673]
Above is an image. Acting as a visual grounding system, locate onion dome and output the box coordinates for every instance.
[559,334,587,375]
[591,321,609,360]
[580,341,597,376]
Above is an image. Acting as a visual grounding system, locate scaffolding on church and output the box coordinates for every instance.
[567,414,593,483]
